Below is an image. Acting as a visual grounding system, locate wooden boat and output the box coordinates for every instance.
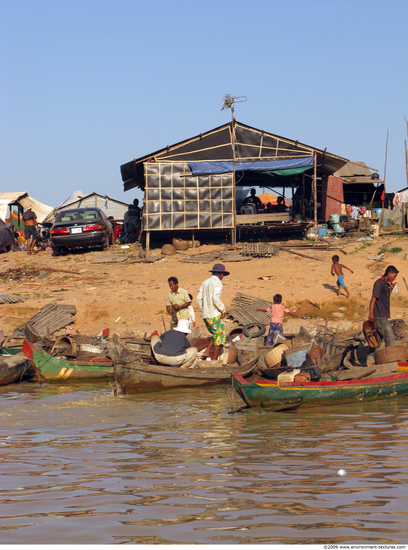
[231,370,408,411]
[22,340,114,382]
[0,353,35,386]
[0,346,22,356]
[114,357,258,394]
[108,334,258,394]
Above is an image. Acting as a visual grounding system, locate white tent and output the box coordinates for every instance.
[0,192,54,224]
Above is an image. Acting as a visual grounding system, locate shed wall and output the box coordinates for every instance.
[144,162,234,231]
[61,196,128,220]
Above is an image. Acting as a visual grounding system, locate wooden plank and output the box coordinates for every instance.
[236,212,290,224]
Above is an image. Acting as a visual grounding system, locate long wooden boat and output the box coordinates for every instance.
[107,332,258,394]
[0,353,35,386]
[231,370,408,410]
[22,340,114,382]
[114,356,258,394]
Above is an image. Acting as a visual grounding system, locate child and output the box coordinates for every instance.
[187,294,196,330]
[331,255,353,298]
[256,294,302,346]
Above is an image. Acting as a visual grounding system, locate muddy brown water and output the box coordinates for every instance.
[1,381,408,544]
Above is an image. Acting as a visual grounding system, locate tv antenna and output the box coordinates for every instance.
[221,95,246,247]
[221,94,247,120]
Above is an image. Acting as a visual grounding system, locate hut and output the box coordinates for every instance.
[120,121,351,250]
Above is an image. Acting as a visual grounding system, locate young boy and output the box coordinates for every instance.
[331,255,353,297]
[256,294,302,346]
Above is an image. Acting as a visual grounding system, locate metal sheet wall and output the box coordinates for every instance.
[144,162,234,231]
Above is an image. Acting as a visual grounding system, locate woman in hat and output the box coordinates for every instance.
[196,263,230,361]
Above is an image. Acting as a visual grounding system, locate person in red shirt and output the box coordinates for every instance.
[256,294,302,346]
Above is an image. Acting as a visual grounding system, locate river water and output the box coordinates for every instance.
[1,380,408,545]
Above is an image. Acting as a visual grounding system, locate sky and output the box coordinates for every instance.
[1,0,408,209]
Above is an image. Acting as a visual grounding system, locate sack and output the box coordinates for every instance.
[300,365,321,382]
[294,371,311,384]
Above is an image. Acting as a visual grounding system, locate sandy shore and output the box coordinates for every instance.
[1,234,407,341]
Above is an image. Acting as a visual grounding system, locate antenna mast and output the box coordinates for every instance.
[221,95,247,245]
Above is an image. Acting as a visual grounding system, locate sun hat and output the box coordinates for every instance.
[209,263,230,276]
[174,319,191,334]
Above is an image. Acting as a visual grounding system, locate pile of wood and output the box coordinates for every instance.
[17,303,77,339]
[227,292,271,326]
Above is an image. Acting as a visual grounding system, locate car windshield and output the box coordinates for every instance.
[56,210,100,223]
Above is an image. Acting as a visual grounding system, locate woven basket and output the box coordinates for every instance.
[374,345,408,365]
[188,240,200,248]
[264,344,289,369]
[161,244,176,255]
[227,346,238,364]
[172,238,189,250]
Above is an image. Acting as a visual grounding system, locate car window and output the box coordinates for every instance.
[55,209,100,222]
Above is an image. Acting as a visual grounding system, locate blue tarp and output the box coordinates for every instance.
[188,157,314,176]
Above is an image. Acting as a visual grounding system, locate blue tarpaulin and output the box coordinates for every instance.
[188,157,314,176]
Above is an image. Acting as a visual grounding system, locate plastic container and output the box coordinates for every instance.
[383,218,389,227]
[317,225,327,237]
[371,223,379,237]
[277,369,301,383]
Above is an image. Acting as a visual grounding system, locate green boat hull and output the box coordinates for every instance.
[23,340,113,382]
[231,371,408,410]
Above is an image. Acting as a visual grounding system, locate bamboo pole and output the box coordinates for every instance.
[313,152,317,240]
[383,125,389,209]
[405,116,408,185]
[231,115,237,245]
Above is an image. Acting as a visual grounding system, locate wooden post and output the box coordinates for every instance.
[145,231,150,255]
[405,139,408,186]
[231,116,237,246]
[301,173,305,220]
[192,231,195,248]
[313,152,318,240]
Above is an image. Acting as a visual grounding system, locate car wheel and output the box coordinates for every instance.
[52,246,61,257]
[101,234,109,250]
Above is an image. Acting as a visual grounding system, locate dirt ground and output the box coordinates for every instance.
[1,234,407,342]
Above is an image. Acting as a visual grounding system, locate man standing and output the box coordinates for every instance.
[151,319,198,368]
[196,263,229,360]
[22,208,39,255]
[127,199,142,242]
[367,265,399,364]
[166,277,191,328]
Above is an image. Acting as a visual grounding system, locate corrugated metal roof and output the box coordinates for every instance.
[334,161,376,177]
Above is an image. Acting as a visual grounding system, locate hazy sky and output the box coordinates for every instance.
[1,0,407,208]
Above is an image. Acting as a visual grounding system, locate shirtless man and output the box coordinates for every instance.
[22,208,40,255]
[331,255,353,298]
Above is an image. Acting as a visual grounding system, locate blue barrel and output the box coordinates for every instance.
[372,208,382,219]
[318,225,327,237]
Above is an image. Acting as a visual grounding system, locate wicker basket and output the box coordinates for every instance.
[264,344,289,369]
[161,244,176,255]
[227,346,238,364]
[172,238,189,251]
[188,240,200,248]
[374,345,408,365]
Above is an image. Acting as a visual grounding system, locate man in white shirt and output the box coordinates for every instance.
[196,263,230,360]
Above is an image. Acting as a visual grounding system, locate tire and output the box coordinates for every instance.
[242,323,266,338]
[101,234,109,251]
[52,246,61,257]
